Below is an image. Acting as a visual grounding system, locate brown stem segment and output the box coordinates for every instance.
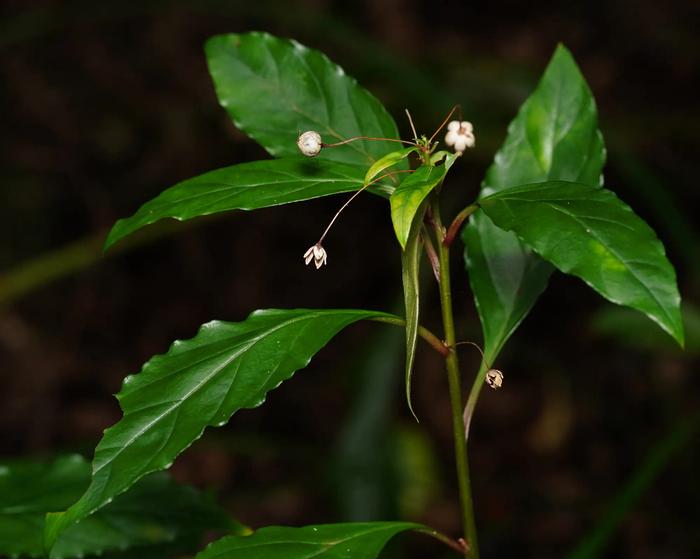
[322,136,416,148]
[444,203,479,247]
[420,227,441,283]
[369,316,449,357]
[418,527,469,554]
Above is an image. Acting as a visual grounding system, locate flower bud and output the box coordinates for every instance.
[297,131,323,157]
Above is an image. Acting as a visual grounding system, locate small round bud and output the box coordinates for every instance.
[297,131,322,157]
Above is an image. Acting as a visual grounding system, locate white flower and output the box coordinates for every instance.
[304,243,327,269]
[445,120,475,153]
[297,131,323,157]
[485,368,504,389]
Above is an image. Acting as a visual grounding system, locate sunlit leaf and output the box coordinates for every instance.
[390,165,446,250]
[364,147,417,185]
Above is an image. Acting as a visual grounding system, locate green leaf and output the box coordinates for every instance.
[0,455,232,559]
[463,217,552,360]
[364,147,417,185]
[205,32,404,168]
[479,181,683,345]
[53,473,235,559]
[463,44,606,360]
[401,209,425,420]
[105,158,369,251]
[195,522,421,559]
[44,309,394,551]
[390,165,447,250]
[0,455,88,558]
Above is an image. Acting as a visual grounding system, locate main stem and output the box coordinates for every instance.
[433,199,479,557]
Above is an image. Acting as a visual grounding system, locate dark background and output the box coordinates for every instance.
[1,1,699,557]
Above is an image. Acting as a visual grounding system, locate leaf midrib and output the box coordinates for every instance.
[492,197,675,330]
[92,313,326,479]
[204,525,405,559]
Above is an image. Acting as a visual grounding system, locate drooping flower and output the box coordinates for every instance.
[297,131,323,157]
[445,120,475,153]
[304,243,327,269]
[485,368,504,389]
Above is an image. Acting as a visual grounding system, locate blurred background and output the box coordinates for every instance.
[1,1,698,557]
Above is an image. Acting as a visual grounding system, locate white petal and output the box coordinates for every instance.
[447,120,460,132]
[460,121,473,133]
[445,130,458,146]
[304,245,316,265]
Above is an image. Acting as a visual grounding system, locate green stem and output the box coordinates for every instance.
[463,361,490,440]
[432,198,479,557]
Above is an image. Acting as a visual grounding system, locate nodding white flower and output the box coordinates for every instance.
[304,243,327,269]
[297,131,323,157]
[445,120,475,153]
[485,368,504,389]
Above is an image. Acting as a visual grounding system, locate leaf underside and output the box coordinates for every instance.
[400,204,426,420]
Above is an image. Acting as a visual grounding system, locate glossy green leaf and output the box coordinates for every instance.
[195,522,421,559]
[400,208,425,420]
[390,165,446,250]
[463,44,606,360]
[364,147,417,185]
[105,158,369,251]
[44,309,393,551]
[206,32,404,168]
[0,455,232,559]
[463,217,553,360]
[479,181,683,345]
